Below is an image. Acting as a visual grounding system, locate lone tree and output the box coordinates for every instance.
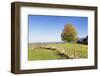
[61,23,78,42]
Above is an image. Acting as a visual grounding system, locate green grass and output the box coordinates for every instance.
[28,48,66,60]
[28,43,88,60]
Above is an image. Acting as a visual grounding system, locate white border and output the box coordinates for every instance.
[20,6,95,70]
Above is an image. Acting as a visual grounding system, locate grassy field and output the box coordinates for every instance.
[28,43,88,60]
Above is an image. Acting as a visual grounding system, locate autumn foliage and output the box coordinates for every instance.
[61,23,78,42]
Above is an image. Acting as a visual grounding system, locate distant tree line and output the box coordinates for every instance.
[77,36,88,45]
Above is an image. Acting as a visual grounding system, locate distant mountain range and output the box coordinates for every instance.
[30,41,66,44]
[29,36,88,45]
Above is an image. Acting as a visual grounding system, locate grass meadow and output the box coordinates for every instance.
[28,43,88,60]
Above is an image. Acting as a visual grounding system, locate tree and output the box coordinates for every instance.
[61,23,78,42]
[83,36,88,45]
[77,36,88,45]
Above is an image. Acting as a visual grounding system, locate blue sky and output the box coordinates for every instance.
[28,15,88,43]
